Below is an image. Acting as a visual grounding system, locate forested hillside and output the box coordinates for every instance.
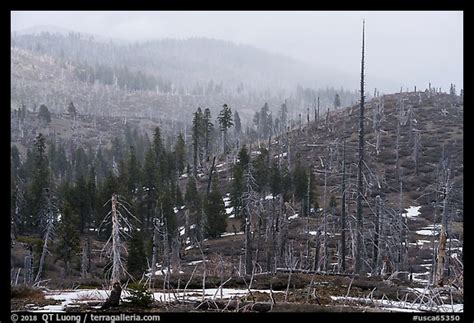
[10,88,463,312]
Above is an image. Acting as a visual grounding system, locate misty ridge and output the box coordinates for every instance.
[11,26,362,121]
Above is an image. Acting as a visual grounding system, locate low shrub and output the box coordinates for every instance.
[11,286,44,300]
[124,283,154,307]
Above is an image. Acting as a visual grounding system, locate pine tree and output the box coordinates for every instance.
[73,147,88,180]
[234,110,242,137]
[127,146,140,197]
[204,183,227,238]
[152,126,163,163]
[141,148,158,230]
[87,167,99,230]
[231,146,250,218]
[253,147,269,194]
[54,203,80,276]
[334,93,341,109]
[237,145,250,169]
[73,174,90,233]
[67,101,77,119]
[217,104,234,153]
[176,185,184,207]
[174,133,186,174]
[56,144,69,181]
[38,104,51,125]
[23,133,50,233]
[231,164,244,218]
[185,176,201,214]
[203,108,214,159]
[126,230,147,279]
[269,160,281,197]
[160,188,177,241]
[192,108,204,177]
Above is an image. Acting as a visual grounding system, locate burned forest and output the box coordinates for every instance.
[10,13,463,314]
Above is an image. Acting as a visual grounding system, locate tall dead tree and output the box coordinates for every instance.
[150,217,160,286]
[434,164,451,286]
[305,167,311,269]
[340,139,347,272]
[322,156,328,272]
[355,19,366,274]
[35,190,55,283]
[243,166,258,275]
[396,96,402,175]
[100,193,138,285]
[110,194,122,283]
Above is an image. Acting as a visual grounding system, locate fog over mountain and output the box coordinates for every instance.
[11,11,463,94]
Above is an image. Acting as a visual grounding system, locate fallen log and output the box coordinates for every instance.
[194,300,272,312]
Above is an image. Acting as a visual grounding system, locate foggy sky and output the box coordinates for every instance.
[11,11,463,94]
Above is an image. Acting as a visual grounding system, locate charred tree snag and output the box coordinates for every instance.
[355,20,366,274]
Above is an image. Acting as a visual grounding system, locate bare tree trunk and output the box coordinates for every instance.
[150,217,159,286]
[24,246,33,285]
[110,194,121,283]
[245,213,253,275]
[396,98,402,176]
[323,161,328,272]
[196,238,207,301]
[355,20,366,274]
[184,209,190,256]
[341,140,347,272]
[305,169,311,269]
[312,230,321,272]
[35,212,54,283]
[431,197,438,284]
[81,238,90,279]
[435,169,450,286]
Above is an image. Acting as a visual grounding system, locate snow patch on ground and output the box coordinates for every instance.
[288,214,299,220]
[187,260,207,266]
[220,231,244,238]
[146,268,185,276]
[405,206,421,219]
[35,289,111,312]
[416,225,441,236]
[330,295,462,312]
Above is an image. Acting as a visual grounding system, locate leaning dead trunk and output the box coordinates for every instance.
[35,211,54,283]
